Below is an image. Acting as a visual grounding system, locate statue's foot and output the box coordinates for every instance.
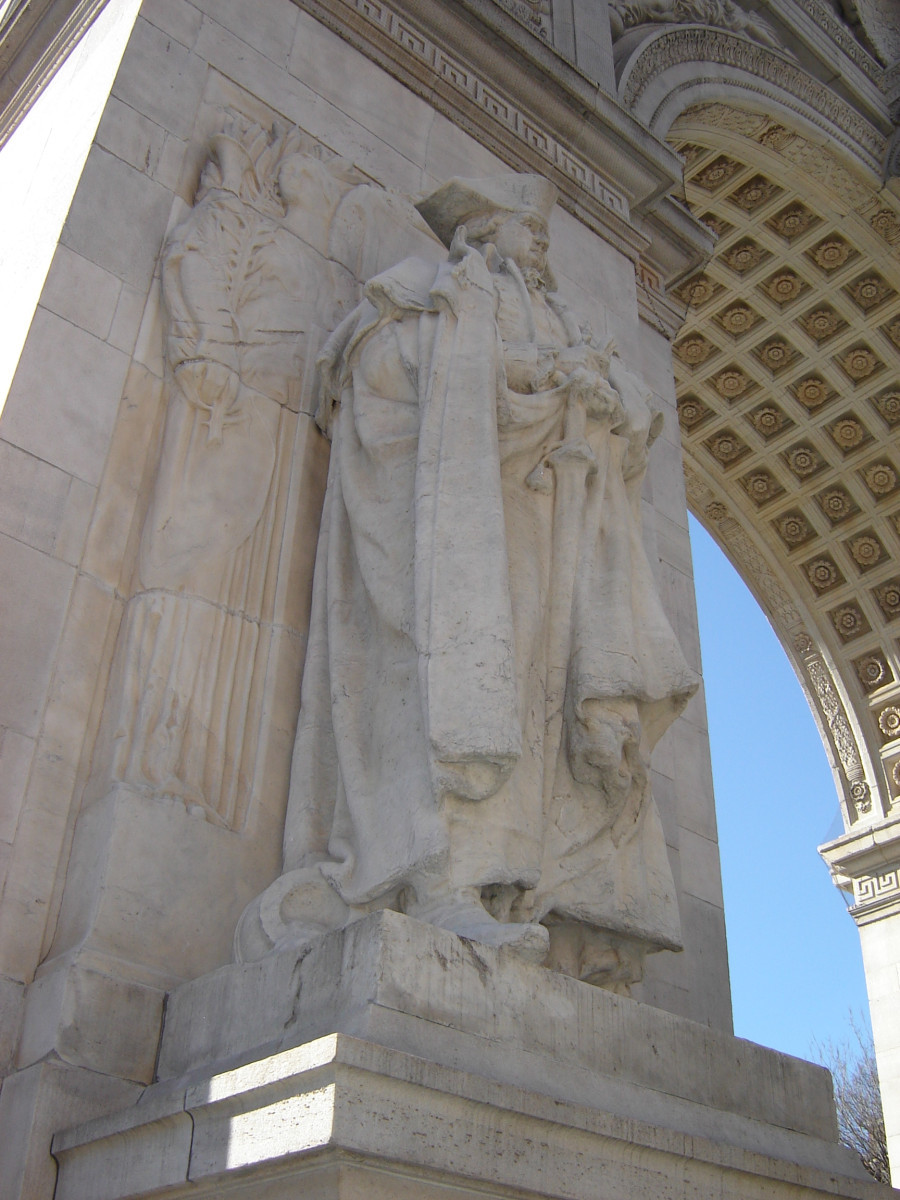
[234,866,350,962]
[410,891,549,964]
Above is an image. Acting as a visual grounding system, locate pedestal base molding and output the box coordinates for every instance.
[50,912,888,1200]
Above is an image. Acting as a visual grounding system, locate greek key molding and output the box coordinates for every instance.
[317,0,630,221]
[620,28,884,172]
[854,865,900,910]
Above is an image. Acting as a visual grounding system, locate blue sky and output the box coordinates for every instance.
[689,515,869,1062]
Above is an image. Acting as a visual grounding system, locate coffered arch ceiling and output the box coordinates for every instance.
[614,22,900,838]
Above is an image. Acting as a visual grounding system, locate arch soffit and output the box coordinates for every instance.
[631,81,900,839]
[615,26,890,179]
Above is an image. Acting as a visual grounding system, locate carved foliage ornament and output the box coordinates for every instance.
[794,376,831,409]
[805,657,864,783]
[721,239,766,274]
[855,652,889,692]
[774,510,814,546]
[609,0,782,50]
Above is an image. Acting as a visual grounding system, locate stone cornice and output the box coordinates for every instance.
[820,818,900,924]
[295,0,711,288]
[0,0,110,148]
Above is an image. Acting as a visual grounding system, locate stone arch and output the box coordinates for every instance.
[614,25,888,177]
[615,26,900,855]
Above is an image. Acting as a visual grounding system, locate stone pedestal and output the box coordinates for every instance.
[51,913,891,1200]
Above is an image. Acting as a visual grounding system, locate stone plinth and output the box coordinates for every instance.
[51,913,890,1200]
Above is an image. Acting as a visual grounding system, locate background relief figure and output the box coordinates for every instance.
[237,173,699,993]
[85,117,362,830]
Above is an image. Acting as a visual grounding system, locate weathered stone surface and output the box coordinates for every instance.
[51,924,882,1200]
[158,910,838,1156]
[53,1031,882,1200]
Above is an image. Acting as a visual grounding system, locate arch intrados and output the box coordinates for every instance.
[661,102,900,833]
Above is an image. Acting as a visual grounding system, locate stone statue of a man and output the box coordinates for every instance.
[237,173,697,992]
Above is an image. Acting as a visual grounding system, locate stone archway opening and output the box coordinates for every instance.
[664,102,900,842]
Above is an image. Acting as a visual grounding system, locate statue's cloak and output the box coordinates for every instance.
[282,250,697,950]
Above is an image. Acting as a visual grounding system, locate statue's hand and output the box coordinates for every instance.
[565,367,624,425]
[446,223,494,293]
[174,359,243,445]
[554,342,611,378]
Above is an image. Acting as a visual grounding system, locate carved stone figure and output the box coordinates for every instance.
[85,117,362,828]
[237,173,698,992]
[608,0,783,50]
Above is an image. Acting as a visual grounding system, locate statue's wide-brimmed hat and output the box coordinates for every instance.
[415,173,558,247]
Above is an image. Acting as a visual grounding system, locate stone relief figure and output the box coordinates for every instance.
[237,173,699,993]
[608,0,783,50]
[86,116,364,829]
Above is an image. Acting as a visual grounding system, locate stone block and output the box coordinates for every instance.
[421,111,510,194]
[1,307,131,486]
[651,442,692,536]
[658,714,717,841]
[140,0,203,48]
[95,94,169,181]
[0,1059,140,1200]
[0,533,73,738]
[51,920,881,1200]
[0,726,34,844]
[111,17,206,140]
[61,146,174,292]
[678,826,726,908]
[0,441,95,566]
[40,245,122,341]
[206,0,300,66]
[155,911,838,1155]
[48,785,273,986]
[17,958,165,1083]
[107,282,150,355]
[288,11,437,170]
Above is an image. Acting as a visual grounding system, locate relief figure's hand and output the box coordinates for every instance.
[174,359,243,445]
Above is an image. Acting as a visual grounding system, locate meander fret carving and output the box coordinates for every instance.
[620,29,884,170]
[312,0,630,222]
[86,113,439,830]
[854,866,900,910]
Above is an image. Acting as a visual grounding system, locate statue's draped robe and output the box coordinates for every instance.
[284,248,697,949]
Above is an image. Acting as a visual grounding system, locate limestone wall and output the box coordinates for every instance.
[0,0,729,1118]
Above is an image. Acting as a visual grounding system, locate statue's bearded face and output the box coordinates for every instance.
[490,212,549,273]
